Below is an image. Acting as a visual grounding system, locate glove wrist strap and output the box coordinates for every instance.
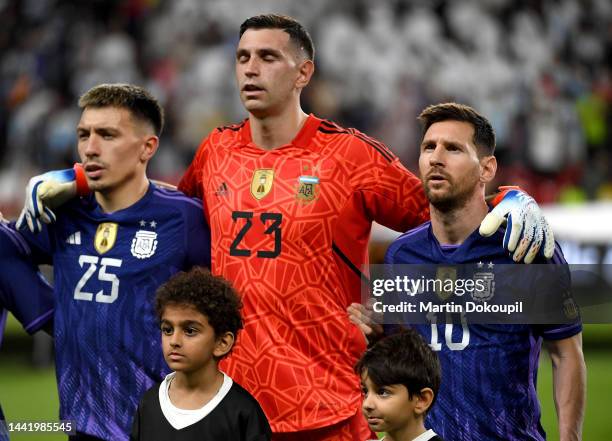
[491,185,521,207]
[73,163,90,196]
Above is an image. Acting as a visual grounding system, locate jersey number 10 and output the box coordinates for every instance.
[427,311,470,351]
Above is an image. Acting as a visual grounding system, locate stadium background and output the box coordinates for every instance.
[0,0,610,439]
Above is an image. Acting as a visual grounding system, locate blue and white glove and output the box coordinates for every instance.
[479,186,555,263]
[16,164,88,233]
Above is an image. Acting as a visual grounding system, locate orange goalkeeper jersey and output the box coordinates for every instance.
[178,115,429,432]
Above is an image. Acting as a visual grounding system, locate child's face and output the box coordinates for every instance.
[360,372,420,435]
[160,304,224,373]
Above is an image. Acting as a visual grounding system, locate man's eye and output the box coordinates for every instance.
[185,327,198,336]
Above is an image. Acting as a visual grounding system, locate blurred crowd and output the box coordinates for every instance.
[1,0,611,216]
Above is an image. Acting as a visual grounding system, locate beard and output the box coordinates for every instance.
[423,174,480,213]
[86,179,106,192]
[87,180,101,189]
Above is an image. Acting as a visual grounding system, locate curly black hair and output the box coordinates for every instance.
[155,267,243,339]
[355,328,440,407]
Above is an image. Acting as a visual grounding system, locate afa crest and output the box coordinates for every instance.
[471,272,495,302]
[94,223,118,254]
[131,230,158,259]
[250,169,274,200]
[296,175,320,203]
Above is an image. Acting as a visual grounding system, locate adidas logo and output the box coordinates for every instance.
[66,231,81,245]
[215,182,229,197]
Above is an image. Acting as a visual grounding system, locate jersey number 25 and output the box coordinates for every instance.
[74,255,122,304]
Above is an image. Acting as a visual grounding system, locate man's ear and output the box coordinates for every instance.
[480,155,497,184]
[213,331,235,358]
[140,135,159,162]
[295,59,314,90]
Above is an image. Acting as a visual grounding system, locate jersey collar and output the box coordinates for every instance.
[428,222,509,264]
[239,114,322,150]
[428,223,483,263]
[86,182,155,220]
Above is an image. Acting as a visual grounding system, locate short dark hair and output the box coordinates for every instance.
[155,267,243,342]
[78,83,164,137]
[239,14,315,61]
[356,328,440,406]
[418,102,495,156]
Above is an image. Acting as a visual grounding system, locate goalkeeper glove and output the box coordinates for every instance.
[17,163,89,233]
[479,186,555,263]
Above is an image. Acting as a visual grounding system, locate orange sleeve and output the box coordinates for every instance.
[340,131,430,233]
[364,157,430,231]
[331,138,430,305]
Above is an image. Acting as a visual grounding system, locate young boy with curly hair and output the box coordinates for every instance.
[130,267,271,441]
[356,329,443,441]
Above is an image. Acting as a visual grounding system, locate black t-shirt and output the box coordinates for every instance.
[131,380,271,441]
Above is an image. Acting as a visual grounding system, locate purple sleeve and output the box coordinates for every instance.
[536,323,582,340]
[4,220,54,265]
[0,225,54,334]
[183,198,211,268]
[534,243,582,340]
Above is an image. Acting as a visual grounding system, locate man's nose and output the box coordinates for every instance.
[83,135,101,157]
[429,144,445,166]
[244,57,260,76]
